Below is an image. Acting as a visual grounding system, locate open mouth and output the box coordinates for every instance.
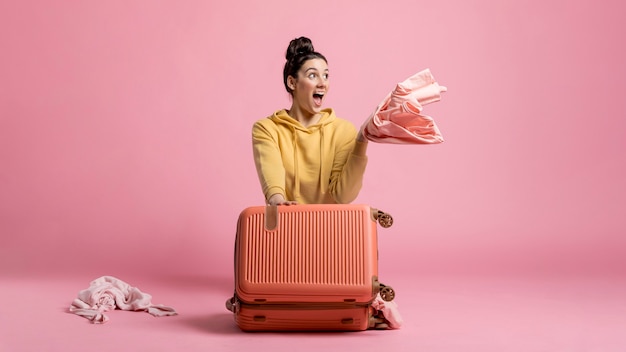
[313,93,324,106]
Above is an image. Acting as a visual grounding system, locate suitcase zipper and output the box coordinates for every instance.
[232,296,373,312]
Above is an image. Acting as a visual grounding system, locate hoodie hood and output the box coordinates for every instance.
[269,108,336,130]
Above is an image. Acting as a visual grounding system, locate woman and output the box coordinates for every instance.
[248,37,401,329]
[252,37,368,205]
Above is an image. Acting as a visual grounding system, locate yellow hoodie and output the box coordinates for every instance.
[252,108,368,204]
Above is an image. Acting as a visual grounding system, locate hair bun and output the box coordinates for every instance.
[286,36,315,61]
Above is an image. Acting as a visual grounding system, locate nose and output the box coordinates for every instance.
[317,76,328,88]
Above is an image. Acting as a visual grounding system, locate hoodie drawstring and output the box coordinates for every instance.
[291,125,301,201]
[319,126,327,195]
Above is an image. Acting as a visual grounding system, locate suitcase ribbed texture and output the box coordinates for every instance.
[242,209,366,286]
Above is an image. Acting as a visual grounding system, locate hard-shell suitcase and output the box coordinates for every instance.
[226,204,395,331]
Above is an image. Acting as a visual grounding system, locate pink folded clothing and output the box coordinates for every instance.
[371,293,403,329]
[362,68,447,144]
[69,276,177,324]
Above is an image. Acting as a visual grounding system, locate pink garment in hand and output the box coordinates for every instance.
[362,68,447,144]
[69,276,177,324]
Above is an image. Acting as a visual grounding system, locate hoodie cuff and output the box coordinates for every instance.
[265,187,286,203]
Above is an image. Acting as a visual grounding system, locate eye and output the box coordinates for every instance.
[308,73,316,79]
[323,73,329,80]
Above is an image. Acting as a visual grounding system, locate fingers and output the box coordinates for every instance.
[271,202,298,206]
[267,192,297,206]
[268,194,291,206]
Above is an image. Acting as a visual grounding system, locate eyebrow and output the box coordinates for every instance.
[304,67,329,73]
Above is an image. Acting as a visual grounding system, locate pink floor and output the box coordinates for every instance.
[2,272,625,352]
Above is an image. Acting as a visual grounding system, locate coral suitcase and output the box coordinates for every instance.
[226,204,395,331]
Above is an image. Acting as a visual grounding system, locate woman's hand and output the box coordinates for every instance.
[268,194,298,206]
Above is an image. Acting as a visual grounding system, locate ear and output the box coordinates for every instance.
[287,76,297,91]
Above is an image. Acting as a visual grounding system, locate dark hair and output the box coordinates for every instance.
[283,37,327,94]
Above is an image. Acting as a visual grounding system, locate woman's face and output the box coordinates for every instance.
[289,58,329,116]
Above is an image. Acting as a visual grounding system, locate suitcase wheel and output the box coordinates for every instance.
[225,296,238,313]
[376,211,393,228]
[379,284,395,302]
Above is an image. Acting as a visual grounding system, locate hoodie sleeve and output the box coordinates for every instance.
[328,126,368,204]
[252,120,286,203]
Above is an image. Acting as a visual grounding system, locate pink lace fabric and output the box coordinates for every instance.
[362,68,447,144]
[69,276,177,324]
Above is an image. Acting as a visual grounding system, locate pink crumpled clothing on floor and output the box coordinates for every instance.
[362,68,447,144]
[372,293,403,329]
[69,276,177,324]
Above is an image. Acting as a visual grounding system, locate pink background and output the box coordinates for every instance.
[1,1,625,351]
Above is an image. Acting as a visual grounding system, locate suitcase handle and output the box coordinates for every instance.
[264,205,279,231]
